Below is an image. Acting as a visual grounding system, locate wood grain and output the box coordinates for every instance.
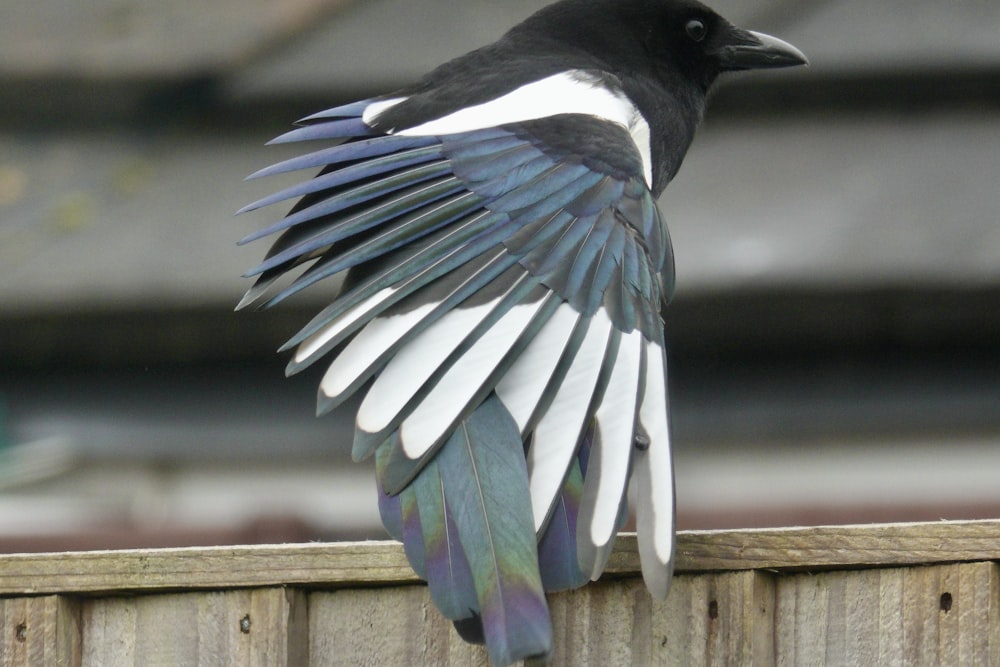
[307,571,777,666]
[0,595,80,667]
[79,587,306,667]
[309,585,489,666]
[773,562,1000,666]
[3,520,999,596]
[0,541,416,596]
[1,524,998,666]
[672,520,1000,572]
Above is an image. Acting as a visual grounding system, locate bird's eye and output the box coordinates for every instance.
[685,19,707,42]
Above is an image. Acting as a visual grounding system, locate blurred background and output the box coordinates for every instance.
[1,0,999,552]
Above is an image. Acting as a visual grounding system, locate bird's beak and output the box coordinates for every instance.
[714,28,808,71]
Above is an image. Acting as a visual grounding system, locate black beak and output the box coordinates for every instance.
[714,28,809,71]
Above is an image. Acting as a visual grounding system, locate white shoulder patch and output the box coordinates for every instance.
[363,71,654,188]
[628,116,653,188]
[361,97,407,126]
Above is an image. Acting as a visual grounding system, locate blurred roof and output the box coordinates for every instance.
[1,0,999,545]
[2,0,999,314]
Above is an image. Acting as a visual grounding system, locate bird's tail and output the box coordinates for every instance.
[376,393,552,666]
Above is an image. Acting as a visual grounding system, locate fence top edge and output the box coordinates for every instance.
[2,519,998,596]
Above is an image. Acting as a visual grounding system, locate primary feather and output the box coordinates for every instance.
[239,1,805,664]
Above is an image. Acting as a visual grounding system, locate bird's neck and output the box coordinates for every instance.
[624,70,706,196]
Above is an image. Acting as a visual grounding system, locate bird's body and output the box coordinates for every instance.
[239,1,805,664]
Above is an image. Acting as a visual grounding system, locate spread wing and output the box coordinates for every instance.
[240,94,676,664]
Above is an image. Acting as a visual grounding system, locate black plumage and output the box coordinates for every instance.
[239,1,805,664]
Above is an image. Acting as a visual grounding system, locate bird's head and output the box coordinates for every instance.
[519,0,807,92]
[662,1,808,79]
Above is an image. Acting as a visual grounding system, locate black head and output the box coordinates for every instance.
[514,0,807,92]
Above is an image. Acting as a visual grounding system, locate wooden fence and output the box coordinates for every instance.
[1,520,999,665]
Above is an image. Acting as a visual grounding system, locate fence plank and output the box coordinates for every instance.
[674,520,1000,571]
[900,562,999,667]
[306,571,777,666]
[308,585,487,666]
[1,523,998,666]
[774,562,1000,666]
[1,542,416,596]
[3,521,1000,596]
[657,570,775,667]
[80,587,305,667]
[0,595,80,667]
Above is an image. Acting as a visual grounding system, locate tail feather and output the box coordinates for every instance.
[399,486,426,580]
[411,459,478,621]
[376,467,404,541]
[435,393,551,666]
[377,439,426,578]
[536,453,587,591]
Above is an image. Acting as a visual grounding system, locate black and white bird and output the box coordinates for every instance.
[238,1,806,664]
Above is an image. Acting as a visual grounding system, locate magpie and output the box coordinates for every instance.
[238,1,806,664]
